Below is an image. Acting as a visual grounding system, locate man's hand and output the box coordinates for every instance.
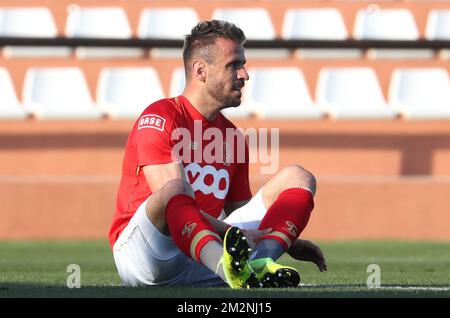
[241,228,272,250]
[287,239,327,272]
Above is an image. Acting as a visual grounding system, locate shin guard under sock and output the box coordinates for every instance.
[165,194,221,263]
[257,188,314,250]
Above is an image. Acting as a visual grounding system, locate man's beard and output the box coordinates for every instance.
[207,80,241,108]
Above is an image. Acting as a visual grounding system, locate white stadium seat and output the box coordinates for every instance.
[0,7,57,37]
[65,7,137,58]
[281,8,359,59]
[282,8,348,40]
[389,68,450,120]
[0,7,70,57]
[65,7,131,38]
[0,68,28,119]
[138,8,199,58]
[220,105,253,119]
[426,10,450,40]
[242,68,324,119]
[426,10,450,59]
[316,67,397,119]
[169,67,186,98]
[138,8,199,39]
[23,67,103,120]
[97,67,165,119]
[212,8,275,40]
[353,9,419,40]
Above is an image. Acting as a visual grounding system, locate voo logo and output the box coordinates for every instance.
[184,163,229,199]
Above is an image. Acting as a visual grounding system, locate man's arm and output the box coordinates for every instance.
[143,161,189,194]
[143,162,233,237]
[142,162,191,234]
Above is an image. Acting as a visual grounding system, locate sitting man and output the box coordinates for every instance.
[109,20,327,288]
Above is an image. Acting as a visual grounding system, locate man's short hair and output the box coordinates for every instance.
[182,20,246,75]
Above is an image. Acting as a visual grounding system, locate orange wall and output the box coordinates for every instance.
[1,120,450,240]
[1,0,450,240]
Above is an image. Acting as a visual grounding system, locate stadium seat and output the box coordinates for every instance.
[138,8,199,39]
[65,6,138,58]
[281,8,361,59]
[65,7,131,38]
[282,8,348,40]
[426,10,450,40]
[22,67,103,120]
[0,68,28,119]
[169,67,185,98]
[220,103,253,119]
[0,7,57,37]
[353,8,428,59]
[212,8,287,59]
[389,68,450,120]
[316,67,397,120]
[212,8,275,40]
[353,8,419,40]
[0,7,70,57]
[426,9,450,59]
[138,8,199,58]
[97,67,165,119]
[242,68,324,119]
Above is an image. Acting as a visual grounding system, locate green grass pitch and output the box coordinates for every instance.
[1,240,449,298]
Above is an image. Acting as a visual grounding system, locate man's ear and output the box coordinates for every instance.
[192,60,206,83]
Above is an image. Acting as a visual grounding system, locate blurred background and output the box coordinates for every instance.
[1,0,450,244]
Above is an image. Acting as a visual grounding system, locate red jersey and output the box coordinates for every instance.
[109,96,252,248]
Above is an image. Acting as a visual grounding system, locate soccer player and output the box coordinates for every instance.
[109,20,327,288]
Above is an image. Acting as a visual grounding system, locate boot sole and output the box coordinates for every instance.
[261,268,301,288]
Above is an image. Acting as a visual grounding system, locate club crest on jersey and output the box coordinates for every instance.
[182,221,197,238]
[138,114,166,131]
[282,221,298,237]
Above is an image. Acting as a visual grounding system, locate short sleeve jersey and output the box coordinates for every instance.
[109,96,252,248]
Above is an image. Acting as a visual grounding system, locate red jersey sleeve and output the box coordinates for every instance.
[136,100,179,166]
[227,141,252,202]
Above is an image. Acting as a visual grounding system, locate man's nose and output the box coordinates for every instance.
[238,67,249,81]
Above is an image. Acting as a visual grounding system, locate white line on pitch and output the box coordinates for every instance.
[298,284,450,291]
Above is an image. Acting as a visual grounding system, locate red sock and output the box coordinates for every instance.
[165,194,221,263]
[258,188,314,250]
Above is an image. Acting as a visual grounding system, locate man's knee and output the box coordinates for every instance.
[279,165,316,195]
[161,179,194,203]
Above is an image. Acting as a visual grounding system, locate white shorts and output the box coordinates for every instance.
[112,190,267,287]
